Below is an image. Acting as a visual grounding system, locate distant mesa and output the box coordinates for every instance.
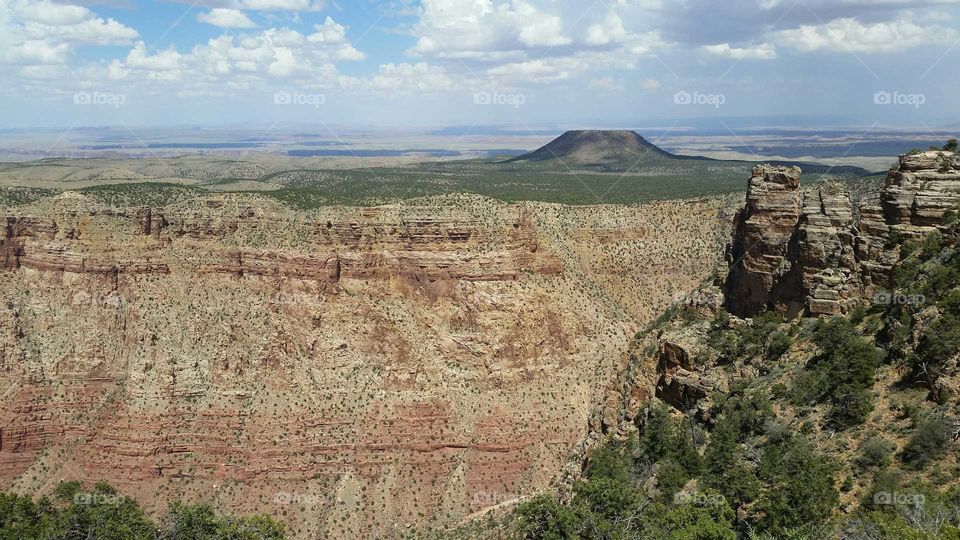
[506,129,870,176]
[507,130,675,166]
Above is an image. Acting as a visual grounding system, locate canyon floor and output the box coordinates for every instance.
[0,162,733,537]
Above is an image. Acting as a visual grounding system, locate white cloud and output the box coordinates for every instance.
[584,11,628,46]
[4,39,70,64]
[10,0,138,46]
[94,18,366,97]
[234,0,326,11]
[307,17,365,60]
[774,13,958,53]
[517,11,570,47]
[409,0,615,60]
[112,42,184,81]
[588,76,625,93]
[701,42,777,59]
[197,9,257,29]
[371,62,458,93]
[0,0,139,71]
[23,16,139,45]
[406,0,670,87]
[14,0,89,25]
[638,78,661,92]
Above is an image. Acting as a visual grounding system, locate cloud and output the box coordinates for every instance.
[774,13,959,53]
[8,0,139,46]
[234,0,326,10]
[111,42,184,81]
[409,0,642,60]
[98,20,366,95]
[4,39,71,64]
[588,77,625,93]
[638,78,662,92]
[701,42,777,59]
[406,0,670,87]
[197,8,257,28]
[14,0,90,25]
[370,62,459,93]
[0,0,140,83]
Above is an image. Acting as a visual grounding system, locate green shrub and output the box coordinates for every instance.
[516,494,579,540]
[755,439,839,535]
[902,414,953,469]
[703,420,760,510]
[639,497,737,540]
[857,436,894,470]
[945,139,958,152]
[793,317,881,429]
[639,406,702,478]
[911,309,960,397]
[766,332,792,360]
[585,438,632,484]
[0,493,56,540]
[0,483,286,540]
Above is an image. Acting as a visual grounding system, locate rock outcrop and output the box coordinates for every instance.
[726,150,960,317]
[725,165,804,316]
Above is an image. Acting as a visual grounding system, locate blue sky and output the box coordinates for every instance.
[1,0,959,129]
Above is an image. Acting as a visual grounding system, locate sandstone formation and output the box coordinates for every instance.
[0,192,727,538]
[726,150,960,317]
[726,165,804,316]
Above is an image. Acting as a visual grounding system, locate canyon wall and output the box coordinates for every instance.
[0,192,727,538]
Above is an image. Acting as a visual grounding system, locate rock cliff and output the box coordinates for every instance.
[725,165,804,316]
[726,150,960,317]
[0,192,728,539]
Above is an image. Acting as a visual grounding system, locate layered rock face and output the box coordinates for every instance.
[882,151,960,230]
[0,193,727,538]
[727,150,960,317]
[725,165,804,315]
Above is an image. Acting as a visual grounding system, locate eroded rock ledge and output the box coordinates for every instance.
[726,150,960,317]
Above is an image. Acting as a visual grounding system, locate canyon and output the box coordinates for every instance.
[0,190,728,538]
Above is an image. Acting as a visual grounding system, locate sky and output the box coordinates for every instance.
[0,0,959,129]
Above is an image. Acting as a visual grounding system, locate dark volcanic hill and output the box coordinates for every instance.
[508,130,675,166]
[505,129,870,177]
